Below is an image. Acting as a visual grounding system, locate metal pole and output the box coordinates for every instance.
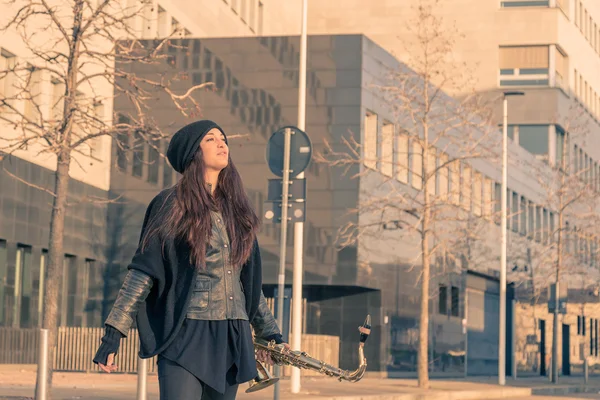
[499,95,508,386]
[274,127,292,400]
[512,298,517,379]
[291,0,307,394]
[464,289,468,378]
[137,357,148,400]
[35,328,49,400]
[552,281,559,383]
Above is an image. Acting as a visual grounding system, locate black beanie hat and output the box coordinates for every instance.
[166,120,227,174]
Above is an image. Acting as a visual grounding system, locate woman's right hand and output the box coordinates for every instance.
[98,353,118,373]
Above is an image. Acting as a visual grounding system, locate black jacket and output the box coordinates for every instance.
[117,187,269,358]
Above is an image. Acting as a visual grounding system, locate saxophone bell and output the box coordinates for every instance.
[246,360,279,393]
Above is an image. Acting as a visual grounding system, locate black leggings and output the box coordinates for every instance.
[157,358,239,400]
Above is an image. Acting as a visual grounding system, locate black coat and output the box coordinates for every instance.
[128,187,263,358]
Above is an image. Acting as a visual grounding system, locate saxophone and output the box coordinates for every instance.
[246,315,371,393]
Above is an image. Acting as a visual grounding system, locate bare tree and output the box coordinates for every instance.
[508,105,600,382]
[0,1,210,397]
[317,0,498,388]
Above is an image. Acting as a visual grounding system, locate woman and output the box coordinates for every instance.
[93,120,285,400]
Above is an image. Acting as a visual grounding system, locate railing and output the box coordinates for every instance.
[54,327,158,373]
[0,327,38,364]
[0,327,339,376]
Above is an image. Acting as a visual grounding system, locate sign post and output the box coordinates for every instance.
[265,125,311,400]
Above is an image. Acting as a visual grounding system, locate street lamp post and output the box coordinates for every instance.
[499,91,524,386]
[290,0,308,395]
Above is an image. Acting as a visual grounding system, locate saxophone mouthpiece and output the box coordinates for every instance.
[358,314,371,344]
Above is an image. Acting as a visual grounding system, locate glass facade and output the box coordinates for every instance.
[108,34,493,373]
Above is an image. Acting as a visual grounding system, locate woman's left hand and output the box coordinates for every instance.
[257,342,290,365]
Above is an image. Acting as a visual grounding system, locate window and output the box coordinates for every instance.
[511,192,519,232]
[51,78,65,122]
[116,115,130,172]
[439,153,449,199]
[507,125,516,141]
[451,286,460,317]
[528,201,535,238]
[35,250,46,328]
[549,212,556,243]
[24,66,42,122]
[85,259,105,327]
[594,319,598,357]
[426,148,436,195]
[439,285,448,315]
[157,7,169,37]
[81,259,93,327]
[535,206,542,243]
[483,178,493,218]
[163,139,174,187]
[555,48,568,89]
[396,134,409,183]
[381,121,394,177]
[501,0,549,6]
[60,255,77,327]
[450,161,460,206]
[520,196,527,236]
[461,165,472,211]
[591,319,594,356]
[494,182,502,224]
[543,208,549,244]
[499,46,549,86]
[0,49,16,111]
[363,112,377,170]
[555,126,566,169]
[585,154,589,183]
[147,141,160,184]
[91,101,104,159]
[132,132,144,178]
[519,125,549,158]
[473,172,482,216]
[12,246,32,328]
[0,241,6,325]
[573,226,580,260]
[411,141,423,190]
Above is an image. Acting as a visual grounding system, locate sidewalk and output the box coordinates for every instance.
[0,366,533,400]
[2,366,600,400]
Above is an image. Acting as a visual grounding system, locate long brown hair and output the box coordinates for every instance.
[143,148,260,268]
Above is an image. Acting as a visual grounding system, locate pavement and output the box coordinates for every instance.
[1,366,600,400]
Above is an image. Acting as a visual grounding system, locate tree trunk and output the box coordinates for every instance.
[34,3,81,396]
[551,149,566,384]
[418,144,431,389]
[35,153,70,400]
[419,229,431,388]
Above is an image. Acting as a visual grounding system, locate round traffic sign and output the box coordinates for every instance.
[266,126,312,178]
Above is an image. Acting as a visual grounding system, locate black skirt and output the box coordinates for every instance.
[159,318,257,394]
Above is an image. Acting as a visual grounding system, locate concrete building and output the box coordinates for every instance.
[0,0,299,330]
[2,0,599,378]
[298,0,600,376]
[108,33,535,374]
